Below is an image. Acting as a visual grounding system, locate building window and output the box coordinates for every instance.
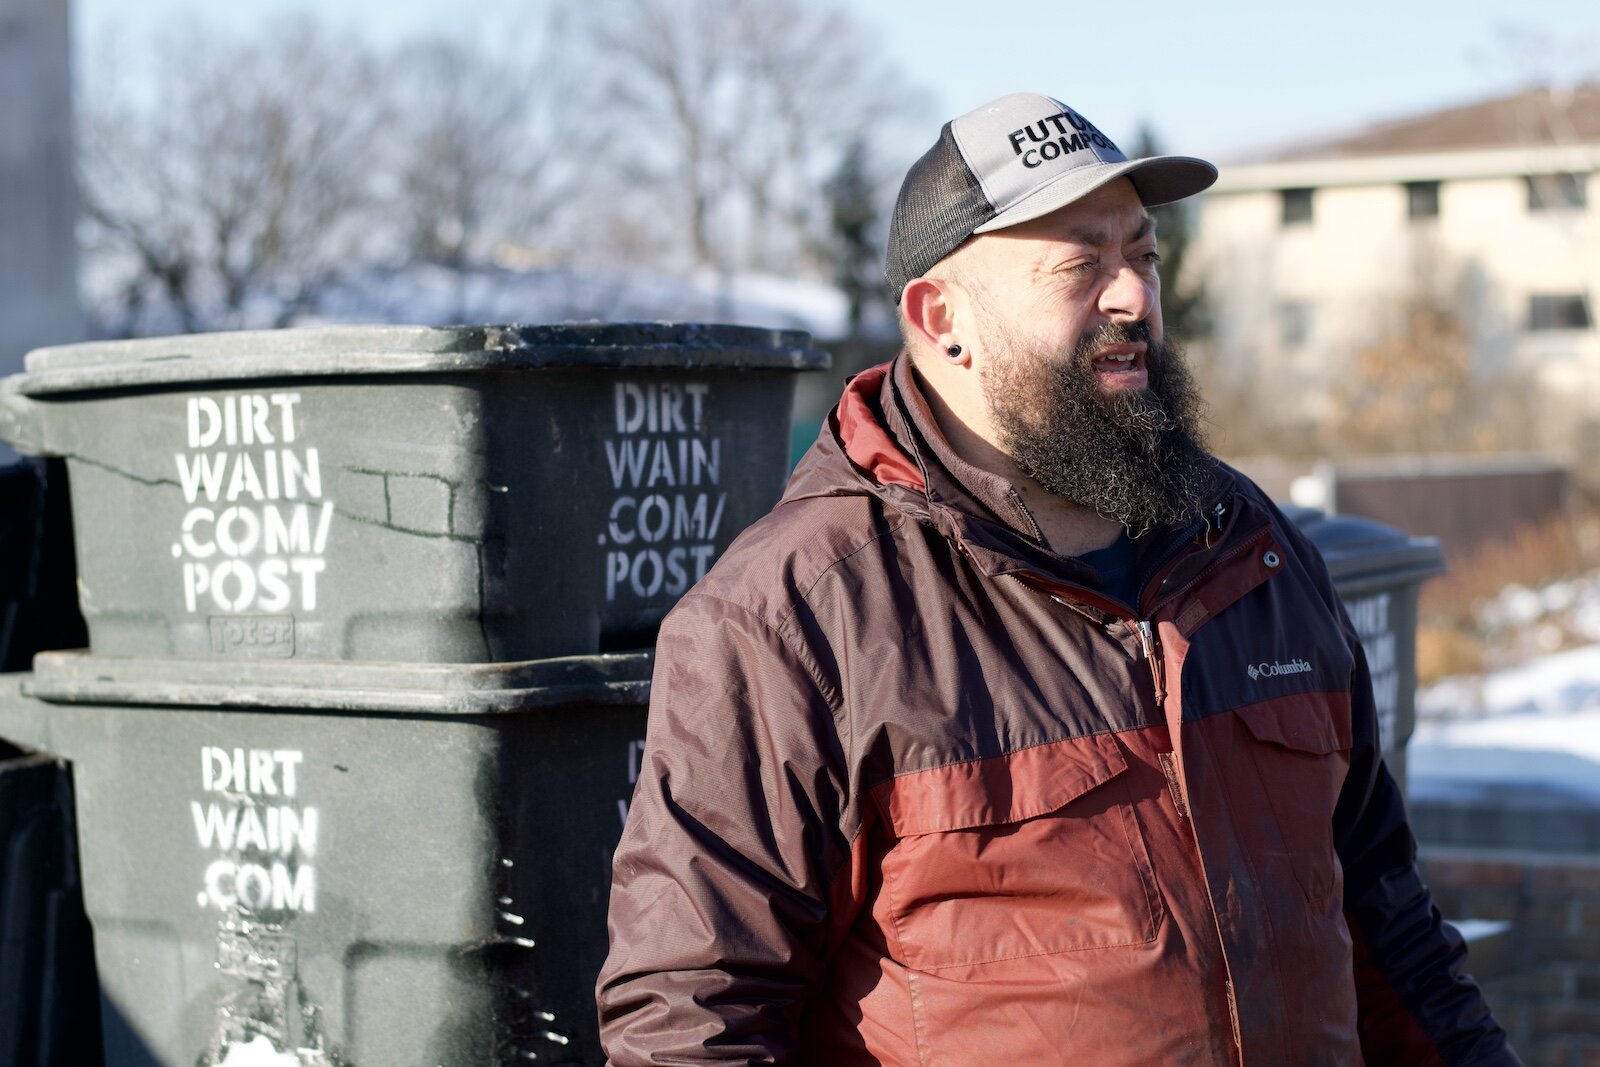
[1279,301,1314,347]
[1405,181,1440,220]
[1280,188,1314,226]
[1526,173,1587,211]
[1527,294,1592,331]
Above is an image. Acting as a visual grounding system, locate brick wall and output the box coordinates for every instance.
[1421,847,1600,1066]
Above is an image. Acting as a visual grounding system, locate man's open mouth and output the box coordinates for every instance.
[1091,343,1146,383]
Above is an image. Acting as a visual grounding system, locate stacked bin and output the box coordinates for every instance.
[0,323,827,1066]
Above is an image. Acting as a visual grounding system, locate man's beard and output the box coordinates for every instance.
[981,321,1215,535]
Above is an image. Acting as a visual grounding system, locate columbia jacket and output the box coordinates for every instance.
[598,356,1516,1066]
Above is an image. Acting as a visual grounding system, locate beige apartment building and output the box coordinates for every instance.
[1192,85,1600,455]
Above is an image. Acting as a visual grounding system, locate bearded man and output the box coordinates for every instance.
[598,93,1517,1066]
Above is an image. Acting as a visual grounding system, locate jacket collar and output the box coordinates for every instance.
[790,352,1248,600]
[821,353,1097,584]
[884,353,1047,545]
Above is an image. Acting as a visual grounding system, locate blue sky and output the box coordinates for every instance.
[78,0,1600,161]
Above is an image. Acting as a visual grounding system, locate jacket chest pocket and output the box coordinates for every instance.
[869,733,1162,971]
[1234,697,1352,902]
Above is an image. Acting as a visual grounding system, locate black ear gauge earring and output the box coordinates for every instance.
[946,344,963,358]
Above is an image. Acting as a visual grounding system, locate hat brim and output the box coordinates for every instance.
[972,155,1218,235]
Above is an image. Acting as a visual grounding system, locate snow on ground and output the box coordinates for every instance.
[1412,638,1600,804]
[103,261,894,344]
[1473,572,1600,662]
[309,262,861,339]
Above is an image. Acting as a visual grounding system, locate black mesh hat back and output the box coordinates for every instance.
[884,124,995,300]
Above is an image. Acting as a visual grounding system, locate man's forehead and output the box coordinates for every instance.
[976,196,1156,260]
[937,184,1155,278]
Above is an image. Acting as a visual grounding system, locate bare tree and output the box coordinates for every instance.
[581,0,731,268]
[79,16,391,334]
[1326,252,1536,456]
[581,0,926,275]
[78,3,930,335]
[822,138,884,333]
[385,8,593,271]
[739,4,929,275]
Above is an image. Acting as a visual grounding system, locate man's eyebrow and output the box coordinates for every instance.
[1063,215,1157,248]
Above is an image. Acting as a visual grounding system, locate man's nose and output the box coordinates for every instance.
[1098,263,1156,322]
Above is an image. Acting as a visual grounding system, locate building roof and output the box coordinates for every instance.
[1273,84,1600,161]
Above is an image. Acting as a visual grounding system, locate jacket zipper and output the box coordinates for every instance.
[1028,577,1167,718]
[1000,501,1240,734]
[1126,504,1233,709]
[1017,526,1249,1052]
[1133,520,1204,616]
[1011,510,1257,1063]
[1202,500,1226,548]
[1134,619,1165,705]
[1134,500,1230,616]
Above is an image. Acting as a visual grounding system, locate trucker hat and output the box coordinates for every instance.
[885,92,1218,300]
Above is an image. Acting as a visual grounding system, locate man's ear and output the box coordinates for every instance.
[900,276,969,365]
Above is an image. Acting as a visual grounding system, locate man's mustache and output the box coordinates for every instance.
[1076,320,1154,358]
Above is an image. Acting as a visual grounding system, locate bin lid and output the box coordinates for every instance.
[13,323,830,396]
[22,650,654,715]
[1283,504,1446,596]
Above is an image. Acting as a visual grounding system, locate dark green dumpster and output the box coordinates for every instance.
[0,456,87,670]
[0,323,828,1066]
[8,654,651,1067]
[0,323,826,662]
[0,727,102,1067]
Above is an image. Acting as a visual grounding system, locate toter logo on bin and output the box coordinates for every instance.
[208,615,295,657]
[171,392,335,638]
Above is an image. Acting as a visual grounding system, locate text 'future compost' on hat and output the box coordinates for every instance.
[885,92,1219,300]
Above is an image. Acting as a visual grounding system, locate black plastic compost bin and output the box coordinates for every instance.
[0,456,87,671]
[0,323,827,662]
[0,722,102,1067]
[0,323,828,1067]
[6,655,653,1067]
[1286,506,1447,789]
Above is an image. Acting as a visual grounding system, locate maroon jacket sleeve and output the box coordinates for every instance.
[1324,579,1520,1065]
[596,591,852,1065]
